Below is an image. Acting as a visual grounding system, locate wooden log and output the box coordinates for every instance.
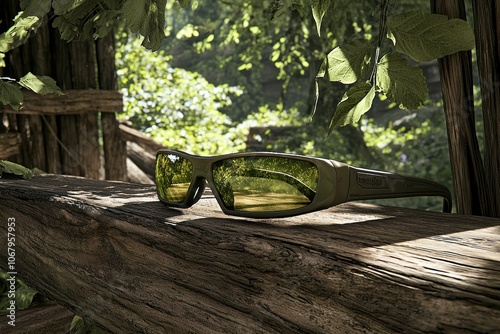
[127,158,155,184]
[0,133,21,159]
[127,141,156,180]
[0,304,74,334]
[119,122,164,154]
[0,175,499,333]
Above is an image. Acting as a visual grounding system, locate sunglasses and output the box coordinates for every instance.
[155,149,452,218]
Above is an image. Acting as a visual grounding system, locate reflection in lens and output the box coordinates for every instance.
[212,157,318,212]
[155,153,193,203]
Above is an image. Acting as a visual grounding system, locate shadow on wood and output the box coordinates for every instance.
[0,175,499,333]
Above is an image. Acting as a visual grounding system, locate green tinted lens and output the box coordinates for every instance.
[156,153,193,203]
[212,157,318,212]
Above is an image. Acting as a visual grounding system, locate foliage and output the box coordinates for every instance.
[313,1,475,129]
[0,160,34,179]
[116,35,304,155]
[0,270,44,313]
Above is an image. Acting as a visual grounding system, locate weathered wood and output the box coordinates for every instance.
[127,158,155,184]
[0,133,21,159]
[78,112,100,179]
[0,304,74,334]
[119,122,164,154]
[41,115,61,174]
[102,114,128,181]
[0,175,499,333]
[430,0,493,216]
[28,115,47,171]
[127,141,156,180]
[96,33,128,182]
[0,90,124,115]
[471,0,500,217]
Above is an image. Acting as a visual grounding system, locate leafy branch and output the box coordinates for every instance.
[0,0,192,110]
[311,1,475,132]
[0,73,64,111]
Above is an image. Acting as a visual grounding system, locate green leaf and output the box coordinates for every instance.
[317,39,372,84]
[267,0,300,20]
[20,0,52,17]
[122,0,166,50]
[0,81,23,110]
[51,16,79,41]
[0,53,5,67]
[91,10,121,39]
[0,160,34,179]
[19,72,64,96]
[122,0,147,33]
[52,0,87,15]
[387,10,475,62]
[376,52,428,110]
[0,16,41,53]
[329,82,375,130]
[311,0,333,36]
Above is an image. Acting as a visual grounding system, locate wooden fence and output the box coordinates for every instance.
[0,175,499,333]
[0,89,162,183]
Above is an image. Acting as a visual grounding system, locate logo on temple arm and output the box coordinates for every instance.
[357,172,389,189]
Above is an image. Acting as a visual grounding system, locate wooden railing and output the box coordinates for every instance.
[0,90,127,181]
[0,175,499,333]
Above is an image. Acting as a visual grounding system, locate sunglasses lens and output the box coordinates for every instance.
[212,157,318,212]
[156,153,193,203]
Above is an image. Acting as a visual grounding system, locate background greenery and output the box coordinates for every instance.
[116,0,483,211]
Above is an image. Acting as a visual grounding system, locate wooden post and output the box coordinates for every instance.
[430,0,492,216]
[1,175,499,333]
[471,0,500,218]
[96,33,128,181]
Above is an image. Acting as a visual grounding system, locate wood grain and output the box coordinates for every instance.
[0,175,499,333]
[0,90,123,115]
[0,304,74,334]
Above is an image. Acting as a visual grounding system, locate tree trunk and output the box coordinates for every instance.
[430,0,492,216]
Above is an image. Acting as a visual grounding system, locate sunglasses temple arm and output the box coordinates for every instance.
[343,166,453,213]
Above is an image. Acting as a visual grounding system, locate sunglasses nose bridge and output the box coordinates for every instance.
[190,157,213,181]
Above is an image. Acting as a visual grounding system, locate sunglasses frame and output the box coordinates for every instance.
[155,149,452,218]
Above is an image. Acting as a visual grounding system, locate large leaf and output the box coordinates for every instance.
[122,0,166,50]
[52,0,88,15]
[0,53,5,67]
[311,0,333,36]
[329,82,375,130]
[0,160,34,179]
[317,39,372,84]
[20,0,52,17]
[0,16,41,53]
[91,10,121,39]
[19,72,64,96]
[376,52,428,110]
[0,81,23,110]
[387,10,475,62]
